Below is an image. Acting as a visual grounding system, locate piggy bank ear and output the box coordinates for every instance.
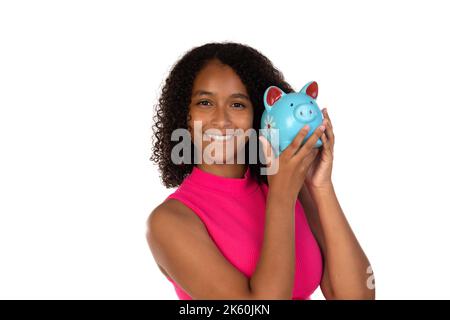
[300,81,318,99]
[264,86,285,112]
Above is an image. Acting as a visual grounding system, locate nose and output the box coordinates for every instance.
[211,105,232,128]
[294,103,318,122]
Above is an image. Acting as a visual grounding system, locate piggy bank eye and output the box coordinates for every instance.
[290,103,294,107]
[310,101,314,104]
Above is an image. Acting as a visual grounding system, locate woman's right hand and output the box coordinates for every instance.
[259,124,325,200]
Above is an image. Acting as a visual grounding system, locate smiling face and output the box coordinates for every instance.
[188,59,254,164]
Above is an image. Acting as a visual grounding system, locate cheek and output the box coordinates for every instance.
[187,110,207,133]
[234,111,253,129]
[188,107,213,121]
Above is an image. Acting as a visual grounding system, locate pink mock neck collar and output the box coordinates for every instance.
[184,166,259,196]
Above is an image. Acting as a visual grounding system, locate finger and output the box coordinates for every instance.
[303,148,319,166]
[294,124,325,159]
[321,128,334,157]
[322,118,335,150]
[301,150,320,176]
[284,124,310,159]
[320,129,330,152]
[322,108,333,130]
[321,128,328,146]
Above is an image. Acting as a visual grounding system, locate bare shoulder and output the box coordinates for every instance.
[147,199,205,237]
[146,198,207,275]
[145,198,254,299]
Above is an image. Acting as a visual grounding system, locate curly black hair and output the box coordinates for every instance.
[150,41,294,188]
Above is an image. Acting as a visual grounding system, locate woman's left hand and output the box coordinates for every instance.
[304,108,335,190]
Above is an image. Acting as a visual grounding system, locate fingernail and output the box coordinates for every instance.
[320,125,326,131]
[322,108,327,113]
[304,125,310,130]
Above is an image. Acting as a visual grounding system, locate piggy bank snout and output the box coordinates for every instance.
[294,103,318,122]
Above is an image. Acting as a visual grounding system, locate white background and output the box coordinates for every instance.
[1,0,449,299]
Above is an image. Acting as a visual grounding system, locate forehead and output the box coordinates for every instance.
[192,60,248,94]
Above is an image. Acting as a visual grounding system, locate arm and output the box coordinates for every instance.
[146,194,297,300]
[299,107,375,299]
[250,190,297,299]
[299,184,375,299]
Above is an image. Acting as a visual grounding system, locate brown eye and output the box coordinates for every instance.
[197,100,212,106]
[232,103,245,109]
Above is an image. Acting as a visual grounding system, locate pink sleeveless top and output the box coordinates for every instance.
[163,165,323,299]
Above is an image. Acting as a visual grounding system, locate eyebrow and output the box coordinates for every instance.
[193,90,250,101]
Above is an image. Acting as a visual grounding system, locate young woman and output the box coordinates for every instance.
[147,42,375,300]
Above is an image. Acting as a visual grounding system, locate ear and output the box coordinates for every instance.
[300,81,319,99]
[263,86,285,112]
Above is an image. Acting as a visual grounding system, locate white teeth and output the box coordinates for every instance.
[204,133,234,141]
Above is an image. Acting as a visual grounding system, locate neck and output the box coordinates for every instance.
[196,164,248,179]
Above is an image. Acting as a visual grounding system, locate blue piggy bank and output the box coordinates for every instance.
[260,81,324,157]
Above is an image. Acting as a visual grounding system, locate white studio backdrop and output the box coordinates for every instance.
[0,0,449,299]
